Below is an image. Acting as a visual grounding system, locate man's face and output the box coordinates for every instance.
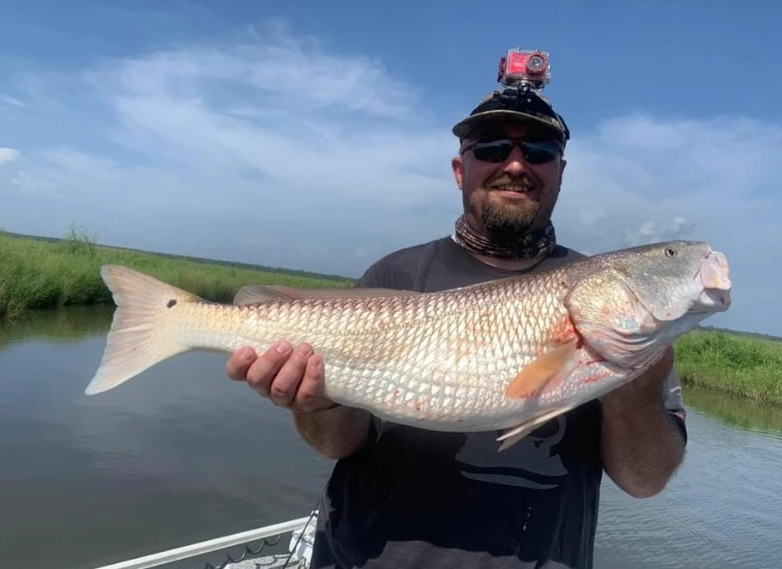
[451,121,566,236]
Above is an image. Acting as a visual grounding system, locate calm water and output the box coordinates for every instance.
[1,307,781,569]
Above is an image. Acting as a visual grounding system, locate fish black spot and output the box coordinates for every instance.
[167,299,177,308]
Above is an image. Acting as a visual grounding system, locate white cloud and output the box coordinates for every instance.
[0,96,27,109]
[0,147,21,166]
[623,216,696,248]
[0,24,779,335]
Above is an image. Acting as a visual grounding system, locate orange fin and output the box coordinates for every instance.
[233,285,421,306]
[504,337,580,400]
[496,403,578,451]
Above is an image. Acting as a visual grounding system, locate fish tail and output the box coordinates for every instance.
[84,264,204,395]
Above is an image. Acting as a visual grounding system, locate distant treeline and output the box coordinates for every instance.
[697,324,782,344]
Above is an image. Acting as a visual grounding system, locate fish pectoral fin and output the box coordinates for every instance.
[233,285,422,306]
[504,337,580,400]
[496,404,578,452]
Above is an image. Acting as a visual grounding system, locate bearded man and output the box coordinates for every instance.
[226,83,688,569]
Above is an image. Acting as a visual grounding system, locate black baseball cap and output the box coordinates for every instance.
[452,87,570,145]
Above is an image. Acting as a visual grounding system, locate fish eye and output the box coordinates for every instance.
[665,247,677,258]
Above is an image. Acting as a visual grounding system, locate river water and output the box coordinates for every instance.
[1,307,781,569]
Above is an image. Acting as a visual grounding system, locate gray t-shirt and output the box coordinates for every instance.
[308,236,687,569]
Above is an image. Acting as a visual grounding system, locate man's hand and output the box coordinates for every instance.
[600,346,686,498]
[226,343,372,460]
[226,342,337,413]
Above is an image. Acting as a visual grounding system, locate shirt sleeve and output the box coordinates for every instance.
[354,258,395,289]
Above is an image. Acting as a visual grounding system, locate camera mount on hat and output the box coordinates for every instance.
[497,48,551,92]
[494,48,551,107]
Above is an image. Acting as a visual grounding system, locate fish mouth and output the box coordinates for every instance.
[694,249,732,312]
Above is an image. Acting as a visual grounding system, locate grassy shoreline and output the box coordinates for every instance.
[2,230,779,405]
[0,228,353,320]
[675,329,782,406]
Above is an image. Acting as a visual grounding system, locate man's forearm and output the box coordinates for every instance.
[293,405,372,460]
[600,397,686,499]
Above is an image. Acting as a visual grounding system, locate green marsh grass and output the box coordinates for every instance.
[0,227,353,321]
[675,329,782,406]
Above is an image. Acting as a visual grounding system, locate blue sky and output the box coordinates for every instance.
[0,0,780,336]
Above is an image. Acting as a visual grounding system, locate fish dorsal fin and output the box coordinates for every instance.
[233,285,293,305]
[504,337,580,400]
[233,285,421,306]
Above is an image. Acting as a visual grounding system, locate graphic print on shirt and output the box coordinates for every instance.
[454,415,568,490]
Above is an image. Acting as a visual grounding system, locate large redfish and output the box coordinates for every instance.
[84,241,731,450]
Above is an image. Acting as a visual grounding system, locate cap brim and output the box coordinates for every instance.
[452,109,566,143]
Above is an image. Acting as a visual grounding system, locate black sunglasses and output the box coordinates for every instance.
[464,138,562,165]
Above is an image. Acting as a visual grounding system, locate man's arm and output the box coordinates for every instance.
[599,348,688,498]
[293,405,374,460]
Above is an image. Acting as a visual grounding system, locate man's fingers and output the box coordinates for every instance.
[295,354,330,413]
[226,347,257,381]
[267,343,312,407]
[229,342,334,412]
[245,341,293,397]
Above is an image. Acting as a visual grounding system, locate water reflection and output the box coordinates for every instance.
[684,386,782,440]
[0,305,114,350]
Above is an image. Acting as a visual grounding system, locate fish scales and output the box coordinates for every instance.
[160,271,578,429]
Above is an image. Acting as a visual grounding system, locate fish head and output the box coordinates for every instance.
[610,240,731,322]
[565,241,731,369]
